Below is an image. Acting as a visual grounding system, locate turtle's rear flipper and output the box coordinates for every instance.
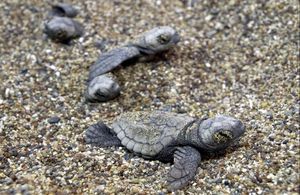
[167,146,201,191]
[85,122,121,147]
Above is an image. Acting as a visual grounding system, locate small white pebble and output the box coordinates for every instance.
[45,49,52,54]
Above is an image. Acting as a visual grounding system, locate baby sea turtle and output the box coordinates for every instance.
[44,16,83,43]
[85,26,180,102]
[85,111,245,191]
[88,26,180,82]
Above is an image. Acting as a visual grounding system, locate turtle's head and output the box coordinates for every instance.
[139,26,180,54]
[44,17,76,42]
[197,115,245,152]
[86,74,121,102]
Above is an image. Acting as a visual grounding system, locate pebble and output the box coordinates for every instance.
[48,116,61,124]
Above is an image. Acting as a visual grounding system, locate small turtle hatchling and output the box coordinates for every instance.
[44,16,83,43]
[86,26,180,102]
[85,111,245,191]
[88,26,180,82]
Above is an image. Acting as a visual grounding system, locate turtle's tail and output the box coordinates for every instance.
[85,122,122,147]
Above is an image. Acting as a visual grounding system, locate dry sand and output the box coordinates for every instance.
[0,0,299,194]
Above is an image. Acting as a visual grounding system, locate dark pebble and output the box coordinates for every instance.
[282,140,288,144]
[263,111,273,120]
[20,68,28,75]
[268,136,275,141]
[223,180,231,186]
[48,116,61,124]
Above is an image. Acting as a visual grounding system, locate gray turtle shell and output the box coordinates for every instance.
[112,111,195,157]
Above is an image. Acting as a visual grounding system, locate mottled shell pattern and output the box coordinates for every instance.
[111,111,195,157]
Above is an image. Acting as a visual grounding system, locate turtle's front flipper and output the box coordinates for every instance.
[167,146,201,191]
[85,122,122,147]
[88,46,140,81]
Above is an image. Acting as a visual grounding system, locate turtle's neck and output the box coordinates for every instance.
[179,117,209,150]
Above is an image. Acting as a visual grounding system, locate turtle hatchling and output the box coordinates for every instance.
[44,16,83,43]
[85,111,245,191]
[86,26,180,102]
[88,26,180,81]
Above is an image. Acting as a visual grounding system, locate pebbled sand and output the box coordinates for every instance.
[0,0,299,194]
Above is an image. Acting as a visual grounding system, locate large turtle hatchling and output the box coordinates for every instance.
[85,111,245,191]
[85,26,180,102]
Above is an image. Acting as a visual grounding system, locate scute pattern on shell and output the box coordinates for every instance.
[112,111,195,157]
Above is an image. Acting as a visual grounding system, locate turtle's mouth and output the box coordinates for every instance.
[198,131,231,152]
[212,130,233,144]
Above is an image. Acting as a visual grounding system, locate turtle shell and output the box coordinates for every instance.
[112,111,195,157]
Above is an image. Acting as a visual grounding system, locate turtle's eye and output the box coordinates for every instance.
[157,34,171,44]
[212,130,233,144]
